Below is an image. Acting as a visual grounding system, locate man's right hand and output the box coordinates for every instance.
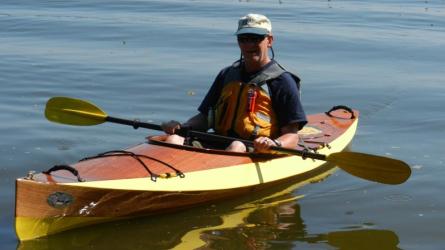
[161,120,181,135]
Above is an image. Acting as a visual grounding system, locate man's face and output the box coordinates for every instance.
[237,34,273,67]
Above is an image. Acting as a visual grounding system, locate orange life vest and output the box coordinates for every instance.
[209,61,300,139]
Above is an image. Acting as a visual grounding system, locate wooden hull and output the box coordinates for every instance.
[15,108,359,241]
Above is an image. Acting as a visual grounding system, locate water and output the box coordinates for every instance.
[1,0,444,249]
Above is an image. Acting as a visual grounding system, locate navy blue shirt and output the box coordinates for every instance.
[198,60,307,131]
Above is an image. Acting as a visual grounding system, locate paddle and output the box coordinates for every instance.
[45,96,411,185]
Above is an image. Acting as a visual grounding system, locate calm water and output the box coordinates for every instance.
[1,0,445,249]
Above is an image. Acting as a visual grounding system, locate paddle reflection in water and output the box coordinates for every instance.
[17,165,399,250]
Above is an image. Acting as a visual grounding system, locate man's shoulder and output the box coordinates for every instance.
[277,71,298,82]
[269,72,300,90]
[268,61,301,85]
[216,60,242,84]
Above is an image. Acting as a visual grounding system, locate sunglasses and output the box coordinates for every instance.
[237,35,267,44]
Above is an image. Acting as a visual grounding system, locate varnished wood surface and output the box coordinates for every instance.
[29,109,358,184]
[16,162,335,218]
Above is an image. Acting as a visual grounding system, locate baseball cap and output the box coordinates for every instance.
[235,13,272,36]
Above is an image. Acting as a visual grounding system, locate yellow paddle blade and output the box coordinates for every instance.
[327,152,411,185]
[45,97,107,126]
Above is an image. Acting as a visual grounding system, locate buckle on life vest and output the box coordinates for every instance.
[247,88,257,112]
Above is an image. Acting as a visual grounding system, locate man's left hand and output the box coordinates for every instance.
[253,136,279,152]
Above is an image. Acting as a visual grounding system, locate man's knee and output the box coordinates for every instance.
[226,140,247,152]
[164,134,185,145]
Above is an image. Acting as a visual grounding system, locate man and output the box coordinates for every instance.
[162,13,307,152]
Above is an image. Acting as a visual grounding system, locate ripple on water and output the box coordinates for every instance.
[384,194,412,202]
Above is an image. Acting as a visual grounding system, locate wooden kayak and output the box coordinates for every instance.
[15,106,358,241]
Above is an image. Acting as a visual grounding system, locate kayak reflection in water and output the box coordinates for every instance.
[162,13,307,153]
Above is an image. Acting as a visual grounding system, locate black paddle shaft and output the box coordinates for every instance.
[106,116,327,161]
[106,116,162,131]
[187,130,328,161]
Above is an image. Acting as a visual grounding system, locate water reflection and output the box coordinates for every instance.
[17,165,399,250]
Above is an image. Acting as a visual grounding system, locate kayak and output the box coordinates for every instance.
[15,106,359,241]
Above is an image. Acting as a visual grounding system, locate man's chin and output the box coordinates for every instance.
[243,55,261,63]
